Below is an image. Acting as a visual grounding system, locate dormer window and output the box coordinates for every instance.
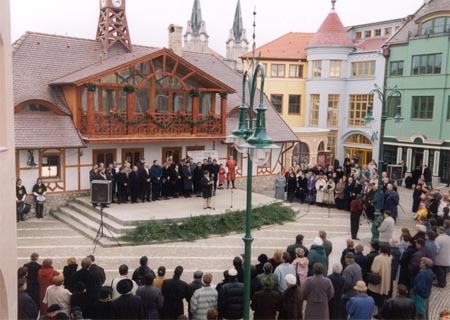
[22,104,50,112]
[420,16,450,35]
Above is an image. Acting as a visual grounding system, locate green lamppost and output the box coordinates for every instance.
[226,11,279,320]
[364,84,403,242]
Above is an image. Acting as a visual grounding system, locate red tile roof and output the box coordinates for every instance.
[15,113,85,149]
[12,32,298,145]
[308,12,355,48]
[241,32,314,60]
[354,37,387,52]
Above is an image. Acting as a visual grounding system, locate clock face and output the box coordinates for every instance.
[100,0,106,7]
[112,0,122,7]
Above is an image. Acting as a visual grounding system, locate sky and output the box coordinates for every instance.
[10,0,424,55]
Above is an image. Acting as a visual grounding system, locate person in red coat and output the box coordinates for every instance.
[37,258,59,315]
[350,195,364,240]
[226,155,237,189]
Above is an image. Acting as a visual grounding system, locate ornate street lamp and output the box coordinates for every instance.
[226,10,279,320]
[364,84,403,242]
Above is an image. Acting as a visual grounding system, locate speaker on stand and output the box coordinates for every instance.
[90,180,120,252]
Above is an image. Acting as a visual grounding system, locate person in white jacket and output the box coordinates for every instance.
[378,210,395,243]
[435,227,450,288]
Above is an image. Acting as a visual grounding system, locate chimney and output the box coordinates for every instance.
[168,24,183,56]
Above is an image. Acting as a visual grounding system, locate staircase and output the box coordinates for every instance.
[52,199,135,247]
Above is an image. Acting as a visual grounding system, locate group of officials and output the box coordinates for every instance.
[89,155,238,205]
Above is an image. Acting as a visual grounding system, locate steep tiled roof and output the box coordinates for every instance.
[12,32,297,144]
[15,113,85,148]
[241,32,314,60]
[387,0,450,45]
[182,51,298,142]
[354,38,387,52]
[307,12,355,48]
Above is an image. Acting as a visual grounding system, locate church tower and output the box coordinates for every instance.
[225,0,249,71]
[96,0,132,53]
[184,0,209,53]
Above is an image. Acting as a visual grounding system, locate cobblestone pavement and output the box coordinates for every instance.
[17,186,450,318]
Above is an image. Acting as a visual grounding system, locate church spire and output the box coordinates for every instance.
[184,0,209,53]
[232,0,244,42]
[331,0,337,12]
[225,0,249,71]
[190,0,202,35]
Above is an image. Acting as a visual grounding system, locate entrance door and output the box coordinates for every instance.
[122,148,144,166]
[413,149,424,167]
[93,149,116,166]
[162,147,182,164]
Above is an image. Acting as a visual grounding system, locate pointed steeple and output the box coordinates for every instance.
[307,0,354,48]
[225,0,249,71]
[190,0,202,35]
[184,0,209,53]
[232,0,244,42]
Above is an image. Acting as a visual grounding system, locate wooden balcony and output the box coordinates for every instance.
[80,111,225,139]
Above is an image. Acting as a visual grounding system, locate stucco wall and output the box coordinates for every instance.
[0,0,18,317]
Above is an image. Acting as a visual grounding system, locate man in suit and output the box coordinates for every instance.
[151,160,163,201]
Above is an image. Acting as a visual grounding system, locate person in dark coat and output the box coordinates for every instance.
[384,184,400,221]
[201,170,213,209]
[308,238,328,276]
[350,195,364,240]
[328,263,345,320]
[366,241,379,276]
[354,244,368,281]
[192,162,203,197]
[287,170,297,203]
[302,263,334,320]
[161,266,189,319]
[62,257,78,293]
[182,162,194,197]
[116,166,128,203]
[90,286,114,320]
[389,239,401,295]
[412,257,434,319]
[423,165,432,188]
[412,183,425,213]
[111,278,144,320]
[340,239,356,270]
[187,270,203,319]
[382,284,416,320]
[18,278,39,320]
[398,235,417,289]
[87,255,105,289]
[279,274,302,320]
[411,165,422,187]
[209,159,220,192]
[286,234,309,262]
[128,166,141,203]
[218,268,244,320]
[132,256,152,287]
[136,273,164,320]
[408,238,432,280]
[255,254,268,276]
[251,276,282,320]
[23,252,41,307]
[150,160,163,201]
[70,282,91,318]
[71,258,101,308]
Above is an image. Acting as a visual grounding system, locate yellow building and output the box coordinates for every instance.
[242,32,314,127]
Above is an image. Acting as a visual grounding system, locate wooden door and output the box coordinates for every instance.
[122,148,144,166]
[162,147,182,164]
[92,149,116,166]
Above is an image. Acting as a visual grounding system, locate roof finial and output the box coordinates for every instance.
[331,0,336,11]
[232,0,244,41]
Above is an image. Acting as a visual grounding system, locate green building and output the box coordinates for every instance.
[384,0,450,185]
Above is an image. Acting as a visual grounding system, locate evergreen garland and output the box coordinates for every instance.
[84,83,97,92]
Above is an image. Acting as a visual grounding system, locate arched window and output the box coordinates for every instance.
[21,103,50,112]
[420,16,450,35]
[318,141,325,152]
[344,134,371,145]
[292,142,310,168]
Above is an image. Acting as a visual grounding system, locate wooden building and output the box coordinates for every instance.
[12,0,297,207]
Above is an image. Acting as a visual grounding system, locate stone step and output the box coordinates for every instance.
[51,208,124,248]
[73,198,138,226]
[66,202,135,234]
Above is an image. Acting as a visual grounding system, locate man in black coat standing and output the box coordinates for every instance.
[161,265,189,319]
[286,234,309,262]
[139,163,152,202]
[23,252,41,307]
[218,268,244,320]
[128,165,141,203]
[87,255,105,290]
[381,284,416,320]
[111,279,144,319]
[18,278,39,320]
[71,258,101,309]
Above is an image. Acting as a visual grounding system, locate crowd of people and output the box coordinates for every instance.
[17,218,450,320]
[88,156,238,205]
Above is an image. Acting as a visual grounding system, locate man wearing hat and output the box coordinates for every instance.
[251,276,282,320]
[218,268,244,320]
[345,281,375,320]
[412,257,434,319]
[111,278,144,319]
[341,252,362,314]
[434,226,450,288]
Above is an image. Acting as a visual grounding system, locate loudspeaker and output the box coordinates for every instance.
[91,180,112,204]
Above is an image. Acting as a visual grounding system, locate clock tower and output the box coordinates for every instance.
[96,0,132,53]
